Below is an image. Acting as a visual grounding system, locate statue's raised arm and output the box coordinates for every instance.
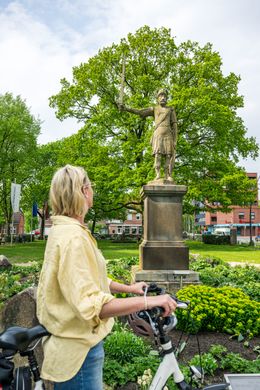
[118,103,154,118]
[118,89,178,183]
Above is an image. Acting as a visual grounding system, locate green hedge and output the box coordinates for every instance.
[202,234,230,245]
[176,285,260,336]
[190,256,260,301]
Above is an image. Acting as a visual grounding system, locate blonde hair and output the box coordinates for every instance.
[50,165,90,217]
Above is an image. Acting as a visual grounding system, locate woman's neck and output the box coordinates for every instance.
[71,215,84,225]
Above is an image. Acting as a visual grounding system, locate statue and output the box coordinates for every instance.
[118,89,178,182]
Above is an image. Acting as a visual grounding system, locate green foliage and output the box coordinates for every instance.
[103,327,160,387]
[104,329,150,365]
[190,255,226,270]
[188,347,260,377]
[208,344,228,358]
[220,352,260,373]
[202,234,230,245]
[189,353,218,376]
[106,256,138,283]
[176,285,260,336]
[0,263,40,306]
[0,93,41,230]
[49,26,258,214]
[190,256,260,301]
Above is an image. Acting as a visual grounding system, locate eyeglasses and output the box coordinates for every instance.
[82,182,96,190]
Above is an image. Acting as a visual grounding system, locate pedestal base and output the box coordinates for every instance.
[140,184,189,270]
[133,267,200,293]
[140,241,189,270]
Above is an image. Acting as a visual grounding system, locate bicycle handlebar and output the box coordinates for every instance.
[143,283,190,316]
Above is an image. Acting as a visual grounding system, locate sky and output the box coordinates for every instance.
[0,0,259,179]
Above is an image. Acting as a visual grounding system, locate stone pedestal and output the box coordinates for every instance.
[134,268,200,292]
[139,184,189,270]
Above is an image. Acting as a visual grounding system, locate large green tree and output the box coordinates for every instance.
[24,133,136,233]
[50,26,258,212]
[0,93,41,234]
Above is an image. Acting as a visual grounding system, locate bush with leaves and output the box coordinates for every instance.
[202,235,230,245]
[103,327,160,387]
[190,256,260,301]
[106,256,138,284]
[176,285,260,336]
[0,263,40,308]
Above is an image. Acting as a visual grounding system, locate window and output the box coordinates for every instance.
[250,212,255,220]
[138,227,143,234]
[136,213,141,220]
[131,228,137,234]
[124,227,130,234]
[127,213,132,221]
[211,216,217,222]
[117,226,122,234]
[238,212,245,220]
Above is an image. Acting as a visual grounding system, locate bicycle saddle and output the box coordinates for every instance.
[0,325,50,352]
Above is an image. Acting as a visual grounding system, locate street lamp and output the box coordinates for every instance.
[249,202,253,246]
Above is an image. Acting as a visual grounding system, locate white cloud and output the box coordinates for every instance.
[0,0,259,177]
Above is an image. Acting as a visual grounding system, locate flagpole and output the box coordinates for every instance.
[30,212,33,242]
[10,179,16,246]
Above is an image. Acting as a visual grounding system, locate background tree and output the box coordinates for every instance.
[49,26,258,213]
[0,93,41,234]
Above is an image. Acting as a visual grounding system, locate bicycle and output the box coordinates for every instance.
[128,283,230,390]
[0,285,230,390]
[0,324,49,389]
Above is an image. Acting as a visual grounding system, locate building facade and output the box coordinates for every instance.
[107,210,142,236]
[195,173,260,237]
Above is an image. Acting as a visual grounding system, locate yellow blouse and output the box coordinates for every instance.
[37,216,115,382]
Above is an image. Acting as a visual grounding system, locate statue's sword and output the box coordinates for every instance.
[119,56,126,105]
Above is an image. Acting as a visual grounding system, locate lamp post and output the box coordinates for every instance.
[249,202,254,246]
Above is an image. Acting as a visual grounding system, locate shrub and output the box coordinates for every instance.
[190,256,260,301]
[220,352,260,373]
[0,263,40,306]
[106,256,138,284]
[176,285,260,336]
[189,353,218,376]
[103,327,160,387]
[104,329,150,364]
[202,234,230,245]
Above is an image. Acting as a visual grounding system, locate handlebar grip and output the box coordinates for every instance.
[171,295,189,309]
[149,306,164,317]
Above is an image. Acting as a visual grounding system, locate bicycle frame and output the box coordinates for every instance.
[149,339,186,390]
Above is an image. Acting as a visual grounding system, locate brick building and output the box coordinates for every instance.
[107,210,142,236]
[195,173,260,237]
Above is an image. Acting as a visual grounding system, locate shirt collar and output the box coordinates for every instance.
[51,215,88,230]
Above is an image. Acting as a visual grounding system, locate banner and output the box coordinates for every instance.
[32,202,38,217]
[11,183,21,213]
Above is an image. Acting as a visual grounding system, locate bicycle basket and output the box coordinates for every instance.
[14,366,31,390]
[0,358,14,385]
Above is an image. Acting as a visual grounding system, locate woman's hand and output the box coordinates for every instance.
[147,294,177,317]
[128,282,148,295]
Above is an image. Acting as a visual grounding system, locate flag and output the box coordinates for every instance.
[11,183,21,212]
[32,202,38,217]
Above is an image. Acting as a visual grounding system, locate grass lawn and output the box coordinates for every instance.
[0,241,46,264]
[187,240,260,264]
[0,239,260,264]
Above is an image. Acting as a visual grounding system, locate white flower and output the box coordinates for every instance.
[137,378,142,385]
[163,386,169,390]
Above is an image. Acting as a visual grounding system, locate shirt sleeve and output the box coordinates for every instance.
[57,236,115,326]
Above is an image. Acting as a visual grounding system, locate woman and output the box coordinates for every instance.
[37,164,177,390]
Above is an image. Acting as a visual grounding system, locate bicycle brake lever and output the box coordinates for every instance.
[171,295,190,309]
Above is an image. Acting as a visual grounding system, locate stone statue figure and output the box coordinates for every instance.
[118,89,178,181]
